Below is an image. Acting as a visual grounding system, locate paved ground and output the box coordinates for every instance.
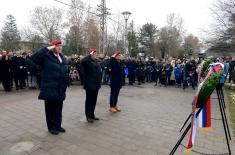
[0,84,234,155]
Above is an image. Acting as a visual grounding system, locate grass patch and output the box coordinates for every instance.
[225,86,235,135]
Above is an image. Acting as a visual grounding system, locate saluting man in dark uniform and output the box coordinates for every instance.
[80,49,102,123]
[108,51,124,113]
[31,39,70,135]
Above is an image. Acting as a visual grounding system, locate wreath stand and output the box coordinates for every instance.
[169,85,232,155]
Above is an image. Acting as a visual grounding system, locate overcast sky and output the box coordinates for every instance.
[0,0,216,39]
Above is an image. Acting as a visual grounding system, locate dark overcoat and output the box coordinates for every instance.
[31,47,69,101]
[80,55,102,90]
[108,57,124,90]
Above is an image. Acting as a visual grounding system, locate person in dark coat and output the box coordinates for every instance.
[126,58,137,85]
[229,57,235,88]
[121,59,126,86]
[12,51,26,90]
[76,55,85,85]
[21,52,28,88]
[165,60,173,85]
[146,60,154,82]
[183,60,196,90]
[31,39,70,135]
[100,57,110,85]
[80,49,102,123]
[0,54,2,84]
[26,52,37,89]
[0,54,2,83]
[136,58,145,85]
[150,57,156,82]
[108,51,124,113]
[0,51,12,92]
[154,59,163,86]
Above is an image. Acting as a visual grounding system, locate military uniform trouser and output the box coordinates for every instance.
[110,88,120,107]
[85,89,99,119]
[44,100,63,130]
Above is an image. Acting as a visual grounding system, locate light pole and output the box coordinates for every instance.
[122,11,131,56]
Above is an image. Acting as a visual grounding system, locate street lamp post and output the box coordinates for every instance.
[122,11,131,56]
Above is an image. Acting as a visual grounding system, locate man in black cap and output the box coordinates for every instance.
[31,39,70,135]
[80,48,102,123]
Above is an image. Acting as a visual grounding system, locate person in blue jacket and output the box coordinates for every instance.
[31,39,69,135]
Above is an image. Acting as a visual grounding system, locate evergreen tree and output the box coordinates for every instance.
[1,15,21,51]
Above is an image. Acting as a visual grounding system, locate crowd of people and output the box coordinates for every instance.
[52,53,235,90]
[0,50,40,91]
[0,50,235,93]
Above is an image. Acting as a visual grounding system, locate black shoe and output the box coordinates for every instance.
[48,129,59,135]
[93,117,100,120]
[57,127,66,133]
[87,118,94,123]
